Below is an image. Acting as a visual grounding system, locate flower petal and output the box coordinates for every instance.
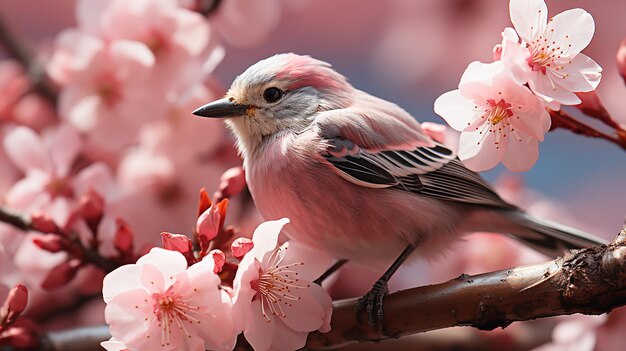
[546,8,595,57]
[502,136,539,172]
[459,131,505,172]
[509,0,547,43]
[528,73,581,105]
[433,90,479,131]
[250,218,290,262]
[48,125,81,177]
[459,61,504,86]
[556,53,602,92]
[500,28,532,85]
[244,299,276,351]
[136,248,187,288]
[105,289,152,343]
[281,285,326,332]
[102,264,145,303]
[277,241,333,282]
[3,127,52,173]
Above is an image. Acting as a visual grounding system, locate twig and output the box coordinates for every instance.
[0,207,118,273]
[0,13,57,106]
[0,207,30,231]
[33,228,626,351]
[549,109,626,150]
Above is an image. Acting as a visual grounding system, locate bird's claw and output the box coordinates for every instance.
[355,279,389,330]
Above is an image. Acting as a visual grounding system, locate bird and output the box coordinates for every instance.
[192,53,606,328]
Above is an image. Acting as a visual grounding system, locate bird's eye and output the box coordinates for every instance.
[263,87,283,103]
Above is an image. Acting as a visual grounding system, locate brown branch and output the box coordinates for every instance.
[0,13,57,106]
[0,207,30,231]
[305,228,626,349]
[0,207,118,273]
[32,228,626,350]
[549,109,626,150]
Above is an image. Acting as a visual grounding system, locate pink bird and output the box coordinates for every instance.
[193,53,605,327]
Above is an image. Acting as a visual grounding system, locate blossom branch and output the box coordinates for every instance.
[0,14,57,105]
[549,109,626,151]
[305,228,626,349]
[0,207,118,273]
[30,228,626,350]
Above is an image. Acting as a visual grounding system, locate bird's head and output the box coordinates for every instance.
[193,53,352,157]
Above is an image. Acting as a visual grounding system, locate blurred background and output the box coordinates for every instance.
[0,0,625,349]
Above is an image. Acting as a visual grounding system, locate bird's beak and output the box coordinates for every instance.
[192,98,249,118]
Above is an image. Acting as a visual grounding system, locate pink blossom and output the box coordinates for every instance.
[77,0,213,95]
[434,61,550,171]
[103,247,237,351]
[501,0,602,106]
[47,31,161,151]
[232,219,333,351]
[2,126,116,227]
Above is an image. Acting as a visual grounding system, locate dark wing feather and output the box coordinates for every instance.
[323,140,514,210]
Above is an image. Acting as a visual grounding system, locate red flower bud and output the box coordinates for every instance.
[114,219,134,256]
[78,189,105,222]
[41,259,81,290]
[0,285,28,329]
[29,212,60,234]
[6,285,27,317]
[208,249,225,274]
[231,237,254,260]
[196,199,228,252]
[161,232,195,265]
[214,166,246,201]
[32,235,64,253]
[197,188,213,218]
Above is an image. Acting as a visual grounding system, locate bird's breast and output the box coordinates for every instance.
[245,136,463,267]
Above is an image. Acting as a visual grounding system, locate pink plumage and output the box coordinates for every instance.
[193,53,605,325]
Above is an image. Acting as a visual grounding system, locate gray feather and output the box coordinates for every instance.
[502,210,608,256]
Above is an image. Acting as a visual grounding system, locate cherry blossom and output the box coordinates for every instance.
[76,0,213,95]
[102,247,237,351]
[232,219,333,351]
[2,126,116,226]
[501,0,602,106]
[434,61,550,171]
[47,31,161,151]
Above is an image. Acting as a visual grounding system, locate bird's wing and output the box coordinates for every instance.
[314,96,514,209]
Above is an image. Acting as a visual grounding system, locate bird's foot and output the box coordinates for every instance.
[355,278,389,330]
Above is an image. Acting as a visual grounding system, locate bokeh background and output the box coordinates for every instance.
[0,0,625,349]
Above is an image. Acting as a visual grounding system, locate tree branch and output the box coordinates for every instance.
[32,228,626,350]
[549,109,626,150]
[305,228,626,349]
[0,13,57,106]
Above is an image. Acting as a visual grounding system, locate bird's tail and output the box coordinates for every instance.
[501,210,608,257]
